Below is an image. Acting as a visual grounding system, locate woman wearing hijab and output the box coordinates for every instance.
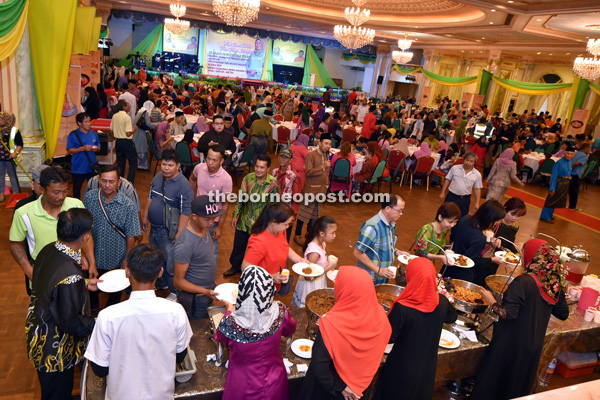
[0,111,23,200]
[472,239,569,400]
[82,87,100,120]
[367,141,390,178]
[471,136,487,166]
[407,142,431,171]
[375,258,457,400]
[133,105,158,170]
[300,266,391,400]
[291,133,309,187]
[437,139,448,165]
[216,265,297,400]
[486,148,524,202]
[391,137,409,157]
[297,106,312,132]
[154,121,174,156]
[193,115,210,133]
[313,104,326,130]
[483,133,502,176]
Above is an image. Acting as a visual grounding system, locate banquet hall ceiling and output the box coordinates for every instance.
[98,0,600,57]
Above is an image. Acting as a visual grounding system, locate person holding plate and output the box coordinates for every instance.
[472,239,569,400]
[299,266,391,400]
[414,202,461,266]
[216,265,296,400]
[375,257,457,400]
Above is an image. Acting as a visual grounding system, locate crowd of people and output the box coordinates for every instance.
[3,69,588,400]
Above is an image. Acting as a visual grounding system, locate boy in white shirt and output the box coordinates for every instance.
[85,244,192,400]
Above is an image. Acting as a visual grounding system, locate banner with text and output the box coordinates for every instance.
[55,65,83,157]
[71,51,101,89]
[472,94,485,108]
[461,93,473,111]
[205,31,266,79]
[567,108,590,135]
[163,26,199,56]
[272,39,307,68]
[420,86,432,107]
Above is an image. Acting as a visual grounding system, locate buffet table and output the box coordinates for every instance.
[83,304,600,400]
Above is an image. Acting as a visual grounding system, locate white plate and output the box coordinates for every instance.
[452,254,475,268]
[326,269,338,281]
[292,263,325,278]
[439,329,461,349]
[291,339,314,358]
[397,254,419,264]
[494,251,520,266]
[384,343,394,354]
[97,269,130,293]
[214,283,239,305]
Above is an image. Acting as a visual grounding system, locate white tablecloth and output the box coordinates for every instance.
[272,121,299,141]
[523,154,560,175]
[407,146,441,172]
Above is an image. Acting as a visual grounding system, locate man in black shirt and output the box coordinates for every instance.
[197,115,237,158]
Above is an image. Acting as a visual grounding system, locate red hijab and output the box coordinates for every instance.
[392,257,440,313]
[319,266,391,397]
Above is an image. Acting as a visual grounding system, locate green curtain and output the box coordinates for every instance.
[0,0,27,36]
[302,44,337,88]
[99,25,108,39]
[117,24,163,67]
[390,65,421,75]
[341,54,375,64]
[566,76,591,123]
[491,75,572,95]
[260,38,273,81]
[476,70,493,95]
[421,69,477,86]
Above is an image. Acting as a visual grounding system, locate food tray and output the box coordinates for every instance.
[175,348,197,383]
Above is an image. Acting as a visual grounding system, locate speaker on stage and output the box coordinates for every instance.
[377,75,384,85]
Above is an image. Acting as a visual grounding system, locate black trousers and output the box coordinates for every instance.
[115,138,137,184]
[37,367,75,400]
[568,174,580,209]
[72,172,95,199]
[445,191,471,219]
[229,229,250,272]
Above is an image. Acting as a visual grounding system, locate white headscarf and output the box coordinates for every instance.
[143,100,155,113]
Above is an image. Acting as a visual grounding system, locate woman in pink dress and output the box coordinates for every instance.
[216,265,296,400]
[291,134,309,188]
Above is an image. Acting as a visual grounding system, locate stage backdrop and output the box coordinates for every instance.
[163,26,199,56]
[272,39,306,68]
[203,30,266,79]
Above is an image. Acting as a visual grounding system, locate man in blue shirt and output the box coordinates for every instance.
[568,142,590,211]
[540,147,575,223]
[67,112,100,199]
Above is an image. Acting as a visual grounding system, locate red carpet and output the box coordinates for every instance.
[505,186,600,233]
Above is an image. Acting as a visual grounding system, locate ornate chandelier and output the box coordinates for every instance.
[213,0,260,27]
[573,38,600,81]
[164,17,190,35]
[392,50,413,65]
[170,0,186,18]
[397,34,413,52]
[334,0,375,50]
[345,7,370,26]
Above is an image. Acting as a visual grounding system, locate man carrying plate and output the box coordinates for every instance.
[173,195,225,319]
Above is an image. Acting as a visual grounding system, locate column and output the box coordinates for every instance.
[368,53,385,97]
[415,50,435,104]
[378,53,393,99]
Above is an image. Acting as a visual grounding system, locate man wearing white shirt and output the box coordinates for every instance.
[118,83,137,123]
[356,100,369,123]
[85,244,192,400]
[439,152,483,217]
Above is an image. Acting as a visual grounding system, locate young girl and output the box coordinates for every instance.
[414,202,462,266]
[292,216,338,308]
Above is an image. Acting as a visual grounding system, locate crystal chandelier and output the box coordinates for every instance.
[164,17,190,35]
[170,0,186,18]
[213,0,260,27]
[573,38,600,80]
[345,7,370,26]
[397,34,412,52]
[334,0,375,50]
[392,50,413,65]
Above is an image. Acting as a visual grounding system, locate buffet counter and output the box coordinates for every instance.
[83,304,600,400]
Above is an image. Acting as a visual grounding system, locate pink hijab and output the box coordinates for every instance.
[438,140,448,151]
[195,115,210,132]
[414,142,431,159]
[497,148,516,169]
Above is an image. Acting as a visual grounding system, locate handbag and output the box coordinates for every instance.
[97,190,126,239]
[136,110,151,131]
[72,130,101,175]
[162,175,181,240]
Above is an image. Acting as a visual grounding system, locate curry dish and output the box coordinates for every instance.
[376,292,397,309]
[454,286,487,304]
[487,280,509,294]
[307,294,336,315]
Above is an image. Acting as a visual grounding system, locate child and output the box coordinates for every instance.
[292,111,300,124]
[308,127,324,146]
[85,244,192,399]
[353,149,375,193]
[291,216,338,308]
[439,151,456,173]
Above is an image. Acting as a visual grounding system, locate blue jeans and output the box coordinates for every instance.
[150,225,175,292]
[209,222,219,266]
[0,160,20,194]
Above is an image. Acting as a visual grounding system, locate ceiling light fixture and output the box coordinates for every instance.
[344,7,370,26]
[213,0,260,27]
[170,0,186,18]
[397,33,412,51]
[586,25,600,31]
[392,50,413,65]
[334,0,375,50]
[164,17,190,35]
[491,9,496,12]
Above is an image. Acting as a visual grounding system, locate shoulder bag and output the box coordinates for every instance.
[97,190,127,239]
[72,130,101,175]
[162,175,181,240]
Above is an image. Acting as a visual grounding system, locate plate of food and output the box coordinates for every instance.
[494,251,520,265]
[97,269,130,293]
[214,283,239,305]
[326,269,338,281]
[453,254,475,268]
[397,254,419,265]
[291,339,314,358]
[292,263,325,278]
[439,329,461,349]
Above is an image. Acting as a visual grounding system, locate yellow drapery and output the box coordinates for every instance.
[0,0,28,61]
[72,6,96,54]
[90,17,102,52]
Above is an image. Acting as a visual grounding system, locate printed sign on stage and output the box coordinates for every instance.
[163,26,199,56]
[461,93,473,111]
[205,31,266,79]
[567,108,590,135]
[272,39,307,68]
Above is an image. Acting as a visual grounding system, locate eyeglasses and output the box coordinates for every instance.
[390,207,403,213]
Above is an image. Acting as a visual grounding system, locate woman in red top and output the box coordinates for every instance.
[367,141,390,178]
[243,203,309,291]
